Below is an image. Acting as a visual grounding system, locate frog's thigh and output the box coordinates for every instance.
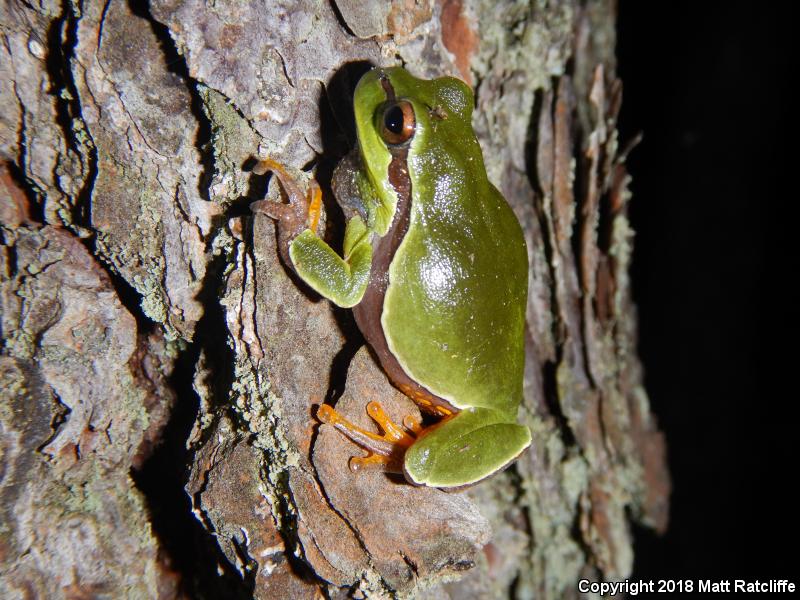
[288,223,372,308]
[404,408,531,488]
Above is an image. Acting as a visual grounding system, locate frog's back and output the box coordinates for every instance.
[382,132,528,415]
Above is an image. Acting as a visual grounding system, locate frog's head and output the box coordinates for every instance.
[352,67,477,234]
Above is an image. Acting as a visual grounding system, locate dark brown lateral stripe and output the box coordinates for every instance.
[352,73,458,416]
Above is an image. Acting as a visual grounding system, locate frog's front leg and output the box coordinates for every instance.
[252,159,373,308]
[251,159,321,268]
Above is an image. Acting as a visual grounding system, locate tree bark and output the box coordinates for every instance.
[0,1,669,598]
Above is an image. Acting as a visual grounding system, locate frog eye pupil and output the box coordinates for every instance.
[380,100,416,145]
[384,106,404,134]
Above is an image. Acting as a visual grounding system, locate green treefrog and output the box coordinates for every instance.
[252,67,531,487]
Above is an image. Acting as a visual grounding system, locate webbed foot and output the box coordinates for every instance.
[317,400,421,473]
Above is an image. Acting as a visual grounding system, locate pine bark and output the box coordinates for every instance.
[0,1,669,598]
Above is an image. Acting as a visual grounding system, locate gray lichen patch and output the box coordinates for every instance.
[200,86,261,206]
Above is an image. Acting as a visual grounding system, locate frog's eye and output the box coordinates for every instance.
[380,100,416,145]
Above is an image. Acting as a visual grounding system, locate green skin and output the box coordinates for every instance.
[287,67,531,487]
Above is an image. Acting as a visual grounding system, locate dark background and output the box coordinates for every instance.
[618,1,795,582]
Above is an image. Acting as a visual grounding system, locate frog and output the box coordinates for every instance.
[252,66,531,488]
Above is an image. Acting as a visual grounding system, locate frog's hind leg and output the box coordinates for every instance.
[403,407,532,488]
[318,401,418,473]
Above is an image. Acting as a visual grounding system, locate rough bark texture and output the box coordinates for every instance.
[0,1,669,598]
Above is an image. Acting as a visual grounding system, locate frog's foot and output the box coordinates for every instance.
[317,401,420,473]
[251,158,322,262]
[403,407,532,488]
